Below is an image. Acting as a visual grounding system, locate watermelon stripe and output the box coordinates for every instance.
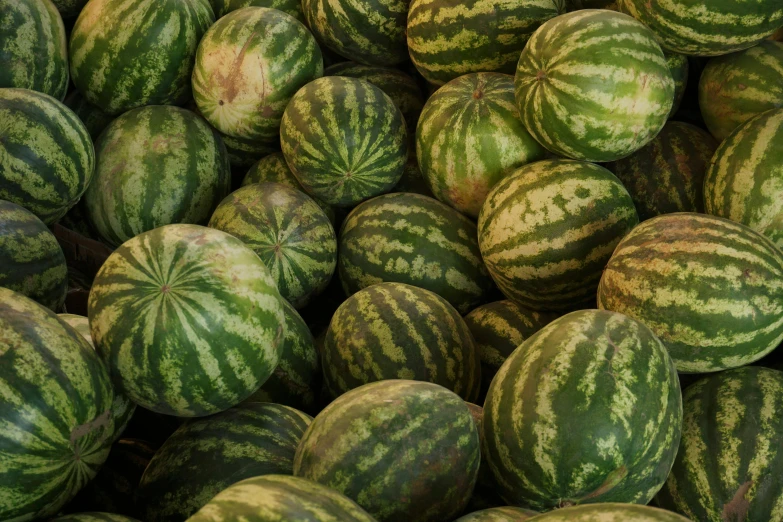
[665,51,688,118]
[527,503,690,521]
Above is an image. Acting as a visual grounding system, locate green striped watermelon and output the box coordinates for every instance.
[87,224,286,417]
[0,287,115,522]
[514,10,674,162]
[455,507,538,522]
[597,213,783,373]
[666,52,689,118]
[211,0,304,20]
[477,159,638,311]
[324,61,426,134]
[323,282,481,400]
[657,367,783,521]
[704,108,783,249]
[84,105,231,248]
[302,0,407,66]
[186,475,377,521]
[52,514,140,522]
[407,0,564,86]
[138,403,311,522]
[294,379,480,522]
[0,88,95,224]
[463,300,557,399]
[699,41,783,141]
[69,0,214,115]
[608,121,718,220]
[208,182,337,309]
[526,504,691,521]
[244,300,321,412]
[0,199,67,311]
[416,72,547,218]
[280,76,408,207]
[0,0,68,99]
[221,134,279,170]
[339,192,495,314]
[617,0,783,55]
[193,7,322,141]
[63,90,114,141]
[483,309,682,510]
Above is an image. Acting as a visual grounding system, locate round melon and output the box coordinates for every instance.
[407,0,564,86]
[417,72,546,218]
[454,507,538,522]
[0,0,68,99]
[699,41,783,141]
[63,90,114,141]
[0,200,67,311]
[657,367,783,521]
[208,182,337,309]
[666,51,689,118]
[0,88,95,224]
[69,0,214,115]
[608,121,718,220]
[323,282,481,401]
[597,213,783,373]
[478,159,638,311]
[339,192,495,314]
[617,0,783,55]
[212,0,304,20]
[294,380,480,522]
[526,504,690,521]
[87,224,286,417]
[483,309,682,510]
[193,7,322,141]
[514,10,674,162]
[0,287,115,521]
[281,76,408,207]
[84,105,231,247]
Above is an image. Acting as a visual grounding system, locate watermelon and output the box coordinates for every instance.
[465,405,507,513]
[302,0,407,66]
[324,61,426,134]
[608,121,718,220]
[393,151,433,197]
[514,10,673,162]
[323,282,481,400]
[704,108,783,249]
[121,410,184,449]
[0,287,115,521]
[0,88,95,224]
[221,134,279,170]
[280,76,408,207]
[407,0,564,86]
[87,224,286,417]
[454,507,538,522]
[699,41,783,141]
[50,0,88,19]
[617,0,783,56]
[463,300,557,399]
[665,52,689,118]
[138,403,311,522]
[84,105,231,247]
[294,379,480,522]
[525,504,691,521]
[211,0,304,20]
[483,309,682,510]
[51,514,140,522]
[477,159,639,311]
[657,367,783,521]
[339,192,495,314]
[0,0,68,99]
[192,7,322,141]
[64,90,114,141]
[0,199,67,310]
[186,475,377,522]
[208,182,337,309]
[597,213,783,373]
[416,72,547,218]
[244,300,321,412]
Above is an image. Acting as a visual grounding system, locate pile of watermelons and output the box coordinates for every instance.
[1,0,783,520]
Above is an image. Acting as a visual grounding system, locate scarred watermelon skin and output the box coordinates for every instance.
[483,309,682,510]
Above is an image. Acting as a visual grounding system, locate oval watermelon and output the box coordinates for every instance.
[280,76,408,207]
[454,507,538,522]
[597,213,783,373]
[514,10,673,162]
[526,504,690,521]
[0,88,95,224]
[193,7,323,141]
[294,380,480,522]
[417,72,547,218]
[212,0,304,20]
[88,224,286,417]
[84,105,231,248]
[483,309,682,510]
[0,0,68,100]
[0,287,115,521]
[478,159,638,311]
[339,192,495,314]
